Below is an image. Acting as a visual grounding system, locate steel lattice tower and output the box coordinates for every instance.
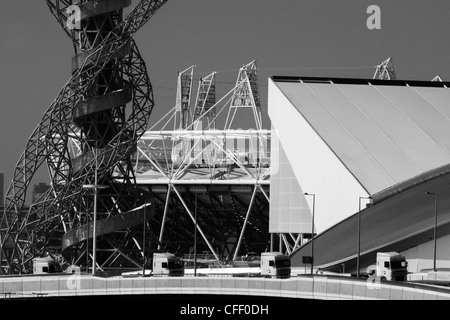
[373,57,397,80]
[0,0,168,274]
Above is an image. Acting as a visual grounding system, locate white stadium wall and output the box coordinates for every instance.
[268,78,370,234]
[400,233,450,273]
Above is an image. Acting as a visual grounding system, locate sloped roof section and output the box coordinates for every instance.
[272,77,450,196]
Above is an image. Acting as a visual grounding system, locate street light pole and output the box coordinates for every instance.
[425,192,438,272]
[142,202,147,276]
[357,196,372,278]
[86,195,89,273]
[92,152,98,276]
[194,192,198,277]
[304,193,315,275]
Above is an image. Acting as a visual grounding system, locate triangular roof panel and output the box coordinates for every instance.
[272,77,450,196]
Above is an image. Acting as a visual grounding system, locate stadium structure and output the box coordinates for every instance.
[0,0,449,278]
[0,0,272,274]
[133,61,272,264]
[270,58,450,274]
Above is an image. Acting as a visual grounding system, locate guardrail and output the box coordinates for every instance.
[0,274,450,300]
[1,274,450,300]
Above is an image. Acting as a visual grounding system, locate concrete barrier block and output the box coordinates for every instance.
[437,292,450,300]
[119,277,134,295]
[313,277,327,300]
[402,287,415,300]
[427,271,439,281]
[422,290,437,300]
[92,277,107,295]
[279,279,297,298]
[248,278,266,297]
[413,289,424,300]
[296,277,313,299]
[390,286,403,300]
[264,278,281,297]
[352,281,367,300]
[234,277,249,295]
[167,277,182,293]
[105,277,121,295]
[2,278,24,297]
[181,277,195,294]
[41,277,59,297]
[325,279,340,300]
[297,277,312,294]
[59,275,79,297]
[339,281,353,300]
[365,284,380,300]
[221,277,236,295]
[155,277,169,294]
[208,277,222,294]
[77,276,94,296]
[381,284,394,300]
[143,277,157,294]
[435,271,450,281]
[131,277,145,294]
[22,277,42,296]
[191,277,207,295]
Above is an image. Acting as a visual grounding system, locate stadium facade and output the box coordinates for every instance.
[268,75,450,273]
[130,61,272,263]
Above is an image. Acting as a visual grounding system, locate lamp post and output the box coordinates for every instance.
[194,192,198,277]
[357,196,372,278]
[425,192,438,272]
[304,193,315,275]
[82,191,90,273]
[142,202,147,276]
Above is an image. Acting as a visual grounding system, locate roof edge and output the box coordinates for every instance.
[270,76,450,88]
[373,162,450,203]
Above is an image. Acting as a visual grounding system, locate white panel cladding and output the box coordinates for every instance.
[401,233,450,273]
[268,79,369,233]
[272,81,450,196]
[274,81,396,194]
[307,83,423,183]
[338,84,450,174]
[269,126,311,233]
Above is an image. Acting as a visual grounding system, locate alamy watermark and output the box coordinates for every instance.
[65,4,381,31]
[66,267,81,290]
[66,5,81,30]
[366,267,382,290]
[367,5,381,30]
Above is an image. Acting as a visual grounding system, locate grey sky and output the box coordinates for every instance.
[1,0,449,203]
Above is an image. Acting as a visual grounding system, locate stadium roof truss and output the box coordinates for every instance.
[134,129,270,261]
[130,61,272,262]
[373,57,397,80]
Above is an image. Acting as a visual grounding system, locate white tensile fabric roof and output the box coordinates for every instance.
[274,78,450,196]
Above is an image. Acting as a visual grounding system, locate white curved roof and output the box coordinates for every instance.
[273,77,450,195]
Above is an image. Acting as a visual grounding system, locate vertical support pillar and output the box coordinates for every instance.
[142,202,147,276]
[270,233,274,252]
[92,150,98,276]
[172,185,220,263]
[158,185,172,250]
[233,187,257,261]
[279,234,283,252]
